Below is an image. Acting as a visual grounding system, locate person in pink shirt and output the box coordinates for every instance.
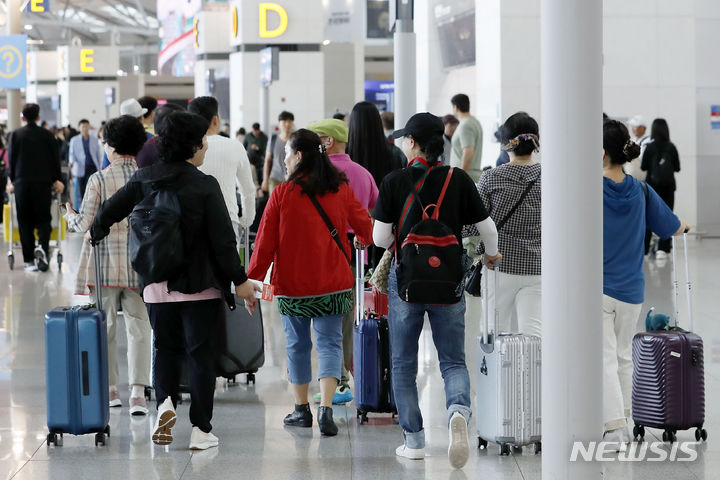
[308,118,378,404]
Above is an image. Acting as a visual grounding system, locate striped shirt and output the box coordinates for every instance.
[67,157,140,294]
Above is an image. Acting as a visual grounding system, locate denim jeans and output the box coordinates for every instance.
[281,314,344,385]
[388,266,472,449]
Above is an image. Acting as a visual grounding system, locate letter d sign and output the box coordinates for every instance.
[259,3,288,38]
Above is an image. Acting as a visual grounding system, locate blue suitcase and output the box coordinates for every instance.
[45,245,110,446]
[353,250,396,424]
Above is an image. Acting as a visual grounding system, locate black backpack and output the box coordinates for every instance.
[396,167,464,304]
[648,145,675,187]
[129,183,184,283]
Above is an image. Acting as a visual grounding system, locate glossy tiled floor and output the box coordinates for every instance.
[1,233,719,479]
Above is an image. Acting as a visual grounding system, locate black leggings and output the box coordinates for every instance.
[645,185,675,254]
[147,299,222,433]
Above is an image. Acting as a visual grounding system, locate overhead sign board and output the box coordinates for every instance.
[0,35,27,89]
[26,0,49,12]
[57,46,119,77]
[231,0,323,46]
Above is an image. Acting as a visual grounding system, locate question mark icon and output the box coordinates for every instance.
[2,51,14,73]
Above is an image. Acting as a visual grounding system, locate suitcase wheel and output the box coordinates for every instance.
[695,428,708,442]
[500,443,511,456]
[533,442,542,455]
[47,432,57,446]
[57,253,63,271]
[356,410,368,424]
[662,430,676,443]
[105,426,111,437]
[477,437,488,450]
[95,432,106,446]
[633,425,645,442]
[246,373,256,385]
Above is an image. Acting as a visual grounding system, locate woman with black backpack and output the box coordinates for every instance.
[91,111,260,451]
[372,113,501,469]
[641,118,681,258]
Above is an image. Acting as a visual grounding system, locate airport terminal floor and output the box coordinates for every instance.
[1,234,719,479]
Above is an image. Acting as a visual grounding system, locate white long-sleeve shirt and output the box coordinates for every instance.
[199,134,256,228]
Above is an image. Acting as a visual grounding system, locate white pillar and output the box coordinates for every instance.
[541,0,603,478]
[394,18,416,129]
[6,0,22,130]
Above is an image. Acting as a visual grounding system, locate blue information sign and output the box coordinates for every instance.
[0,35,27,90]
[25,0,50,13]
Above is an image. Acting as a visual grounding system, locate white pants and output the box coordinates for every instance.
[477,268,542,337]
[603,294,642,432]
[104,288,152,388]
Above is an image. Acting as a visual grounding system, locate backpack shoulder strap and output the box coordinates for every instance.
[430,167,454,221]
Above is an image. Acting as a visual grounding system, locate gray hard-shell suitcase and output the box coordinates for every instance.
[632,233,707,443]
[475,266,542,455]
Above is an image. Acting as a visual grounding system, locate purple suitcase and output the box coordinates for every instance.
[632,234,707,443]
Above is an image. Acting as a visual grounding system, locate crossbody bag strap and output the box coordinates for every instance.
[308,194,351,265]
[495,178,537,230]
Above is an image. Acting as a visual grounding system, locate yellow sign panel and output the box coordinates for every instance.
[193,18,199,48]
[259,3,288,38]
[30,0,46,12]
[232,7,238,38]
[80,49,95,73]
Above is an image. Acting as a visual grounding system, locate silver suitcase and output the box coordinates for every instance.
[475,267,542,455]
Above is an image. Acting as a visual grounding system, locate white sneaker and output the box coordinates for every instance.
[24,262,38,272]
[655,251,668,260]
[603,428,628,452]
[189,426,219,450]
[152,397,177,446]
[448,412,470,469]
[34,246,49,272]
[395,444,425,460]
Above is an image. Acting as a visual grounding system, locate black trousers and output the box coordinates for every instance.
[645,185,675,254]
[14,182,52,263]
[147,299,223,433]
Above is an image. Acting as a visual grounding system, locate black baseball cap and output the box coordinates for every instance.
[391,112,444,140]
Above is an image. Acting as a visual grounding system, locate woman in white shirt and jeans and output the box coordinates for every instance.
[478,112,542,337]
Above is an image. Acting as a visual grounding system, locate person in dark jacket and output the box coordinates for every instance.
[640,118,681,258]
[90,111,260,451]
[6,103,65,272]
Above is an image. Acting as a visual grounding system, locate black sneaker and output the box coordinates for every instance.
[284,404,313,427]
[34,247,49,272]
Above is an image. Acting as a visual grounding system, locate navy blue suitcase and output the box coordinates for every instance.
[45,245,110,446]
[352,249,396,424]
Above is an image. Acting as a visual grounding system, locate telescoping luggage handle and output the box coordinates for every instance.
[92,242,103,311]
[671,232,693,331]
[355,247,365,328]
[481,258,501,346]
[243,227,251,270]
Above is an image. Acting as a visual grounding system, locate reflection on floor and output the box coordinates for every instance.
[1,234,719,479]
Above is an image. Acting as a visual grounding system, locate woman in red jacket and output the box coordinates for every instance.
[247,129,373,436]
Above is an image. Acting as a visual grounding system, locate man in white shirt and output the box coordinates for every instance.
[188,96,256,247]
[627,115,650,181]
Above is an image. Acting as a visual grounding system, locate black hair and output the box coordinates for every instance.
[22,104,40,122]
[650,118,670,143]
[501,112,539,156]
[252,122,261,130]
[603,119,640,166]
[278,111,294,122]
[451,94,470,113]
[153,103,184,132]
[137,96,158,119]
[380,111,394,131]
[287,129,348,197]
[78,119,90,126]
[156,112,209,163]
[347,101,396,187]
[104,115,148,157]
[332,112,346,121]
[442,114,459,126]
[238,128,246,135]
[410,134,445,165]
[187,96,219,124]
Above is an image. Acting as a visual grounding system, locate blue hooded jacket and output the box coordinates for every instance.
[603,175,680,304]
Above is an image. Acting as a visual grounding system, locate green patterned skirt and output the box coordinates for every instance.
[277,290,353,318]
